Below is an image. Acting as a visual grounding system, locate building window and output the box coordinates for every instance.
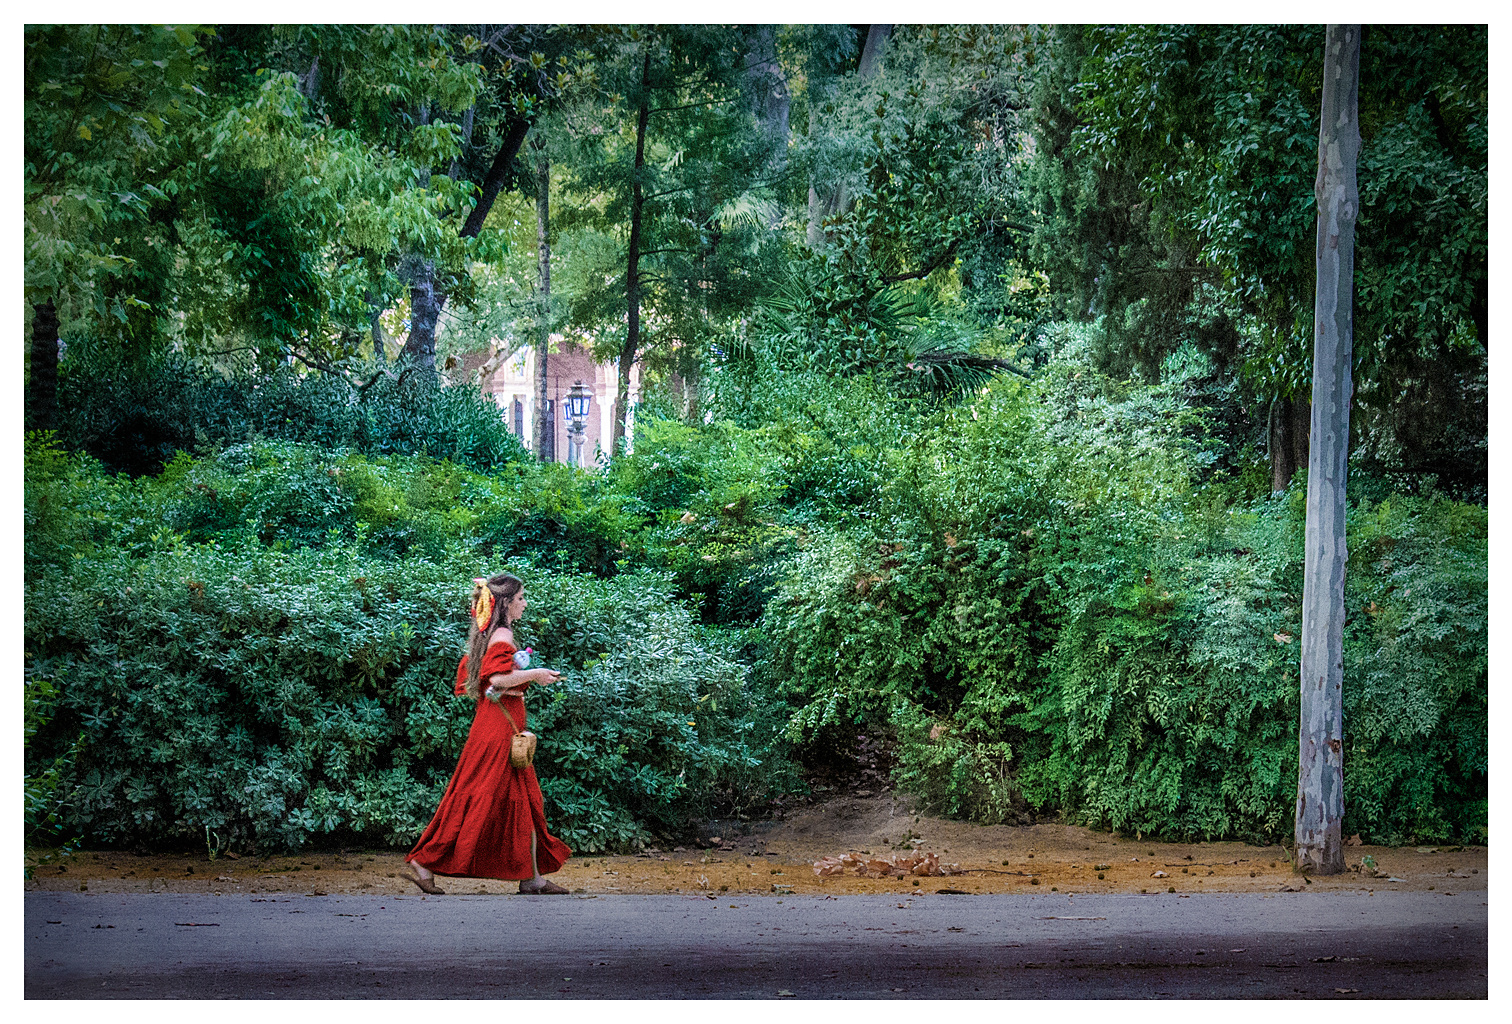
[513,398,524,438]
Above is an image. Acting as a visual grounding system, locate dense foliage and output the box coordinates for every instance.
[24,435,798,853]
[26,24,1487,854]
[755,340,1486,844]
[55,354,529,477]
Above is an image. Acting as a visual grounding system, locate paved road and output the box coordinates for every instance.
[26,890,1485,999]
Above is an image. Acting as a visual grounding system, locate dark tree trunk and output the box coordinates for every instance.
[402,263,442,372]
[28,299,60,433]
[461,116,530,240]
[612,50,653,457]
[533,140,553,462]
[807,24,890,249]
[298,56,320,100]
[745,25,790,179]
[1270,395,1312,492]
[401,116,532,374]
[1295,23,1361,878]
[365,289,387,364]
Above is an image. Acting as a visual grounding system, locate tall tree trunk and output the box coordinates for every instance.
[460,116,530,240]
[532,140,553,462]
[806,24,891,249]
[1295,23,1361,878]
[612,50,653,457]
[401,116,532,374]
[1270,394,1311,492]
[28,299,59,433]
[856,24,892,78]
[365,288,387,364]
[402,261,442,373]
[745,25,790,181]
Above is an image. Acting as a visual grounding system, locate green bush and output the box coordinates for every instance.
[23,452,799,854]
[759,348,1487,845]
[54,352,529,476]
[54,437,630,571]
[522,573,801,850]
[609,416,796,623]
[28,332,1485,852]
[1024,489,1486,845]
[24,661,84,874]
[889,702,1024,825]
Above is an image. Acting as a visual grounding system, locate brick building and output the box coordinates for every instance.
[459,338,640,464]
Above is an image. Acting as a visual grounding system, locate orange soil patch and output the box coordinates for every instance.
[24,794,1486,898]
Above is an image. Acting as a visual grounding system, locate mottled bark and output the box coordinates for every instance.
[612,50,653,457]
[1295,23,1360,877]
[298,56,320,100]
[28,299,59,433]
[806,184,841,249]
[533,141,552,462]
[856,24,892,78]
[364,289,387,364]
[401,262,442,372]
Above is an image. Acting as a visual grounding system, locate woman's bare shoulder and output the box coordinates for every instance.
[487,627,516,648]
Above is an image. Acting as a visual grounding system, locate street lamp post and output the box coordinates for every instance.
[564,379,591,467]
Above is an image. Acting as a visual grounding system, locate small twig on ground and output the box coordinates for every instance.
[959,868,1034,876]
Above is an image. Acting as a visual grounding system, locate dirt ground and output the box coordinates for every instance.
[24,792,1487,899]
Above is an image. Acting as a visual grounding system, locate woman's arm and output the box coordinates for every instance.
[488,667,559,687]
[486,666,561,696]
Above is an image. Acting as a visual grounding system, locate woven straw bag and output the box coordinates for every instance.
[499,705,537,768]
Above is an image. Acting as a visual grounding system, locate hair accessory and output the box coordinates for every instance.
[472,583,495,632]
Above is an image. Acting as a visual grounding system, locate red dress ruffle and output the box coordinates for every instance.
[406,639,572,880]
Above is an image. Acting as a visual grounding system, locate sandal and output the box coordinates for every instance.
[519,879,570,895]
[403,863,446,895]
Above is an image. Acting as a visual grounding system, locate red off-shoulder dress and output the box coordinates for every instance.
[406,639,572,880]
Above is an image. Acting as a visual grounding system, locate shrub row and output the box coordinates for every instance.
[759,350,1487,844]
[25,442,800,853]
[54,353,529,477]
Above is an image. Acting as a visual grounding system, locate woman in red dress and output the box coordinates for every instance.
[403,573,573,895]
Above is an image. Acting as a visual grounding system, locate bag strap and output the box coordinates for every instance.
[498,702,521,734]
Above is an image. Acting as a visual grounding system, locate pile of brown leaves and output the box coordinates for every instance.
[812,851,961,878]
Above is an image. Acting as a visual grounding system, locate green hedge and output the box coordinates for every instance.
[23,441,799,854]
[54,353,530,477]
[760,351,1487,844]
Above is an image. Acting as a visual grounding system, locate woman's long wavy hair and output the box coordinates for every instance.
[463,573,524,701]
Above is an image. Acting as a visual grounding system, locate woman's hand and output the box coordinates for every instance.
[522,667,561,686]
